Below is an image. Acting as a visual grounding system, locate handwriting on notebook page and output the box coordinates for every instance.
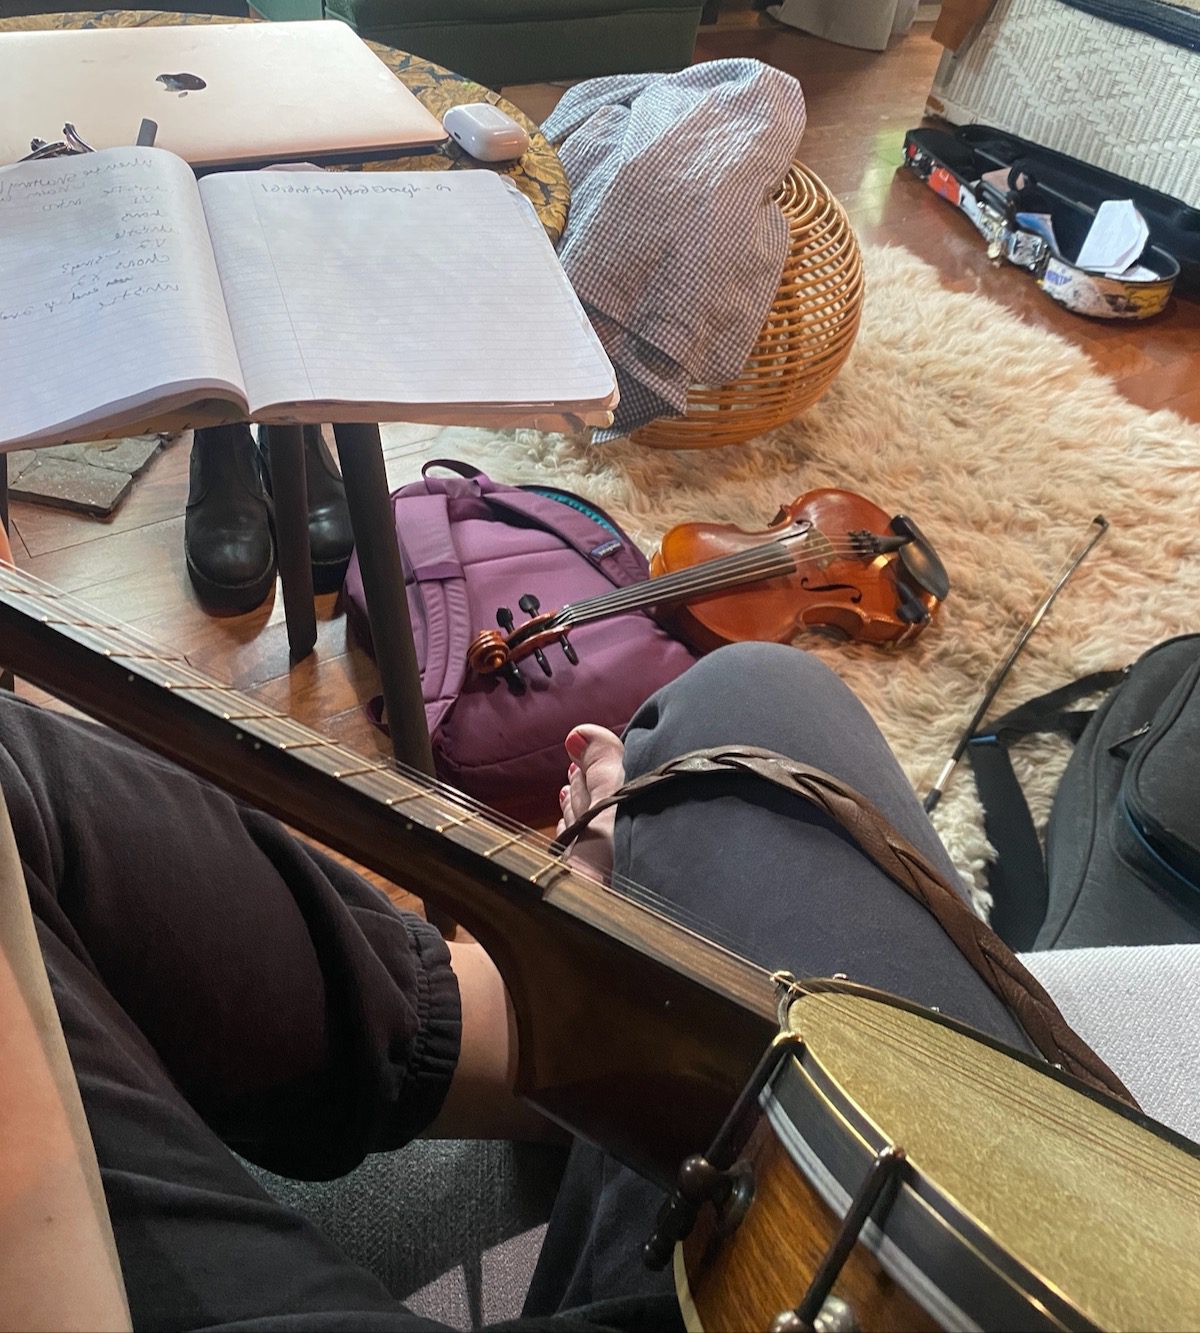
[0,149,243,447]
[0,149,615,448]
[197,168,615,417]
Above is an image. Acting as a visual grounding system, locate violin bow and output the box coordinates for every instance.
[923,515,1109,813]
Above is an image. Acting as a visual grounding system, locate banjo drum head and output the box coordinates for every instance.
[679,987,1200,1332]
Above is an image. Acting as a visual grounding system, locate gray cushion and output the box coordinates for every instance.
[245,1139,565,1329]
[1021,944,1200,1144]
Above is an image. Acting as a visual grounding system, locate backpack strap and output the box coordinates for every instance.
[967,667,1128,948]
[423,459,647,586]
[421,458,483,481]
[378,487,471,739]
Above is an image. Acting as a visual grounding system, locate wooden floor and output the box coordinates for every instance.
[8,15,1199,907]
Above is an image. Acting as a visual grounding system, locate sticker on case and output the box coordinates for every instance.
[928,166,961,205]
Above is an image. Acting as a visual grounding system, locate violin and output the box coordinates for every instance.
[467,488,950,688]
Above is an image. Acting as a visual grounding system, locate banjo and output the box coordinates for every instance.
[1,561,1198,1332]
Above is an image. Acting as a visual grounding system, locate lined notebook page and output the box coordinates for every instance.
[0,148,245,449]
[196,169,616,421]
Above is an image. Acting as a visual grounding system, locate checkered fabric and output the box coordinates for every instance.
[542,60,807,439]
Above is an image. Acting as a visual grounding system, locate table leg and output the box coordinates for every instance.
[1,454,12,692]
[262,424,318,662]
[333,423,455,937]
[332,422,435,774]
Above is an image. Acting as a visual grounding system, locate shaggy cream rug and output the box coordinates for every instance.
[382,244,1200,912]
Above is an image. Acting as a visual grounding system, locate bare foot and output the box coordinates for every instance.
[556,724,625,877]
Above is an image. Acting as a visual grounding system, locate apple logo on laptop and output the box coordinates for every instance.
[156,72,207,96]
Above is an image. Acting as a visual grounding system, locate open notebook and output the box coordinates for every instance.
[0,148,618,450]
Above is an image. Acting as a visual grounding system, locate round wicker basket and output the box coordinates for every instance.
[631,162,864,450]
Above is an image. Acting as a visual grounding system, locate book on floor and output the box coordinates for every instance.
[0,147,618,450]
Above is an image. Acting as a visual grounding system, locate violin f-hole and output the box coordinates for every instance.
[799,576,863,604]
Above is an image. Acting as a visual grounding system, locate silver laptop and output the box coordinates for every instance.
[0,21,448,169]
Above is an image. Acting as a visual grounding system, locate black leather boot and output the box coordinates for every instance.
[260,424,354,594]
[184,424,277,614]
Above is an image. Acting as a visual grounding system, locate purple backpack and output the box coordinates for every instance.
[343,461,696,824]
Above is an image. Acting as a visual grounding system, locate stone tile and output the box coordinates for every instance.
[81,435,164,475]
[5,450,40,483]
[11,456,132,516]
[3,434,173,517]
[38,445,95,464]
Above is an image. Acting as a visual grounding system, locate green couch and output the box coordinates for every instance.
[252,0,704,88]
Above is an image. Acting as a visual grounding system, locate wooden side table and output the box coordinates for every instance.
[0,10,571,777]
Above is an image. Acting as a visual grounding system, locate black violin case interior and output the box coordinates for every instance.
[903,123,1200,319]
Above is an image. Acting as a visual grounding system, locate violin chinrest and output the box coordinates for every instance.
[892,515,951,602]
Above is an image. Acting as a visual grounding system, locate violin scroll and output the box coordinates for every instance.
[468,600,579,693]
[467,629,514,677]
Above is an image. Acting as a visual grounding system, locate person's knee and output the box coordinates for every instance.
[625,643,868,772]
[672,641,847,704]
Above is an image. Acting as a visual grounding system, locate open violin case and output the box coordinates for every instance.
[903,124,1200,319]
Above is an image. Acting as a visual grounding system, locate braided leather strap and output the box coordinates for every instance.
[556,744,1134,1106]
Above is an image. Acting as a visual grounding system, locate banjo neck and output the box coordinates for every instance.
[0,562,777,1187]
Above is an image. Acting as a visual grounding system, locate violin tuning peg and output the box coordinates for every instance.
[497,606,516,633]
[533,647,553,677]
[559,635,578,666]
[519,593,541,616]
[502,662,526,695]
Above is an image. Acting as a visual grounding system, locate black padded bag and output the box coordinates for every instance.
[967,635,1200,951]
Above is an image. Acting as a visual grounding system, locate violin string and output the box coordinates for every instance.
[565,535,883,618]
[0,563,758,959]
[556,536,897,629]
[563,552,796,624]
[566,554,839,626]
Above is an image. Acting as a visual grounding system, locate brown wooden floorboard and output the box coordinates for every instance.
[7,16,1197,913]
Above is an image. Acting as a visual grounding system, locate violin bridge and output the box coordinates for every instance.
[806,531,835,564]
